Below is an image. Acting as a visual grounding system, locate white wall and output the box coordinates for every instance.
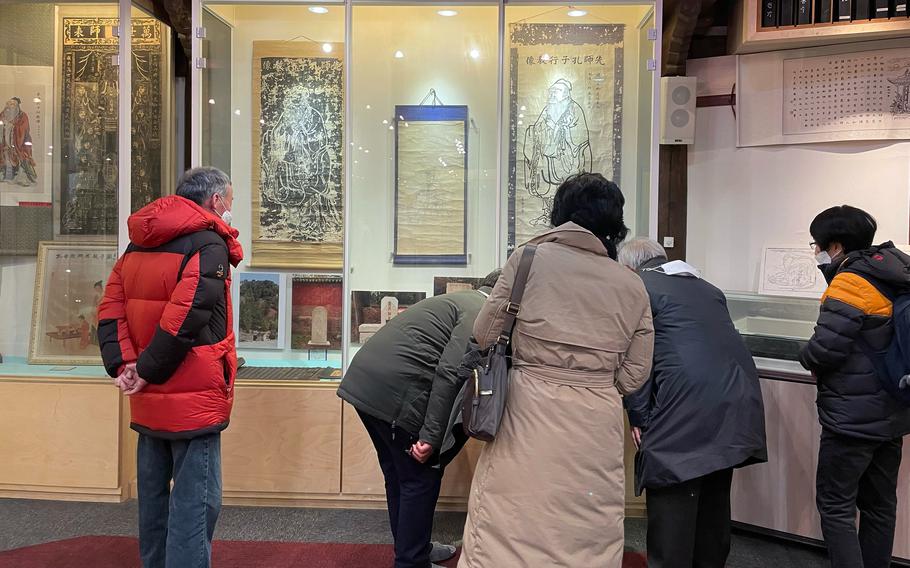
[0,258,37,358]
[687,56,910,294]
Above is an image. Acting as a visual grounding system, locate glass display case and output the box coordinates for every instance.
[0,1,173,378]
[1,1,660,381]
[726,292,819,361]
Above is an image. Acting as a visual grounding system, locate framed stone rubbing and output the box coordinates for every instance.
[58,16,169,237]
[251,41,344,269]
[28,241,117,365]
[738,41,910,147]
[393,105,468,266]
[508,23,625,253]
[784,48,910,137]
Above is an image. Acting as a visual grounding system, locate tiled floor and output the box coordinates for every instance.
[0,499,831,567]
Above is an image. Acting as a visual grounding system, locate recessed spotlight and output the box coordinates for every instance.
[309,6,329,14]
[234,109,241,116]
[567,9,588,17]
[437,10,458,17]
[394,50,404,59]
[322,43,332,53]
[469,49,481,60]
[208,98,215,105]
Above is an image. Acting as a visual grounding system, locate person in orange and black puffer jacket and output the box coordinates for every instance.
[98,166,243,568]
[800,205,910,568]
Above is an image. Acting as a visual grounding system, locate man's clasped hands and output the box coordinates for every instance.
[114,363,149,395]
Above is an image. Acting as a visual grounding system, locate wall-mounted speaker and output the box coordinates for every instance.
[660,76,697,145]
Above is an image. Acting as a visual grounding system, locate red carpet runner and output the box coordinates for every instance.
[0,536,648,567]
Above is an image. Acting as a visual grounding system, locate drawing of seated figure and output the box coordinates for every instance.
[262,85,340,240]
[523,78,593,226]
[769,252,817,289]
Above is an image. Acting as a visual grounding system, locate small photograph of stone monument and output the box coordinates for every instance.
[350,291,427,345]
[432,276,487,296]
[238,272,284,349]
[290,275,343,352]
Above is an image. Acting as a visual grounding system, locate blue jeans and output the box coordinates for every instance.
[137,433,222,568]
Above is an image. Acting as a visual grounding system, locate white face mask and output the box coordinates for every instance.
[815,251,832,265]
[214,195,233,226]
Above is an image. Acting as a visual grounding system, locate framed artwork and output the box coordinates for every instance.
[350,291,426,344]
[758,246,827,299]
[393,105,468,265]
[0,65,54,207]
[251,41,344,269]
[508,23,625,253]
[290,274,343,351]
[237,272,286,350]
[28,241,118,365]
[57,15,170,237]
[433,276,486,296]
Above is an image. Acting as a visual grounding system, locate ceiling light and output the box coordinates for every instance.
[234,109,241,116]
[394,50,404,59]
[437,10,458,17]
[208,98,215,105]
[33,97,41,103]
[469,49,480,60]
[567,9,588,17]
[322,43,332,53]
[308,6,329,14]
[541,53,551,61]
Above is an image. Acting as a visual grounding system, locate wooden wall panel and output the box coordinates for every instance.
[340,402,480,500]
[222,385,342,495]
[0,380,120,490]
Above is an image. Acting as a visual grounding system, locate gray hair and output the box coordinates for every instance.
[618,237,667,270]
[175,167,231,206]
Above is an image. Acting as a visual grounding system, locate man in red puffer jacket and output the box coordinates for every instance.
[98,166,243,568]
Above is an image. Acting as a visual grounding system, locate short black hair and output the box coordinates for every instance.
[550,173,628,259]
[94,281,103,288]
[810,205,877,254]
[481,269,502,289]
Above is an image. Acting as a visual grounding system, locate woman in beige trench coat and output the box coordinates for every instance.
[458,174,654,568]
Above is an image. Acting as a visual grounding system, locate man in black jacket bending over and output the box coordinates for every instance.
[801,205,910,568]
[337,271,500,568]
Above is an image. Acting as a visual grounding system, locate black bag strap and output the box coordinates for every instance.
[497,244,537,345]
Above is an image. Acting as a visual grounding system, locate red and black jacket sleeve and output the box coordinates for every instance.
[98,257,140,378]
[137,242,229,384]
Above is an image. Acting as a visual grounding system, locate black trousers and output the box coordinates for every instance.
[645,468,733,568]
[816,428,903,568]
[358,410,466,568]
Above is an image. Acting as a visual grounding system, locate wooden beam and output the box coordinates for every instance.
[657,0,706,261]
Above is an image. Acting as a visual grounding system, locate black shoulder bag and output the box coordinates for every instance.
[461,245,537,441]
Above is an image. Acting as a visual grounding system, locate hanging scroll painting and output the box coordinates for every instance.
[251,41,344,269]
[59,15,169,237]
[508,23,625,253]
[393,105,468,265]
